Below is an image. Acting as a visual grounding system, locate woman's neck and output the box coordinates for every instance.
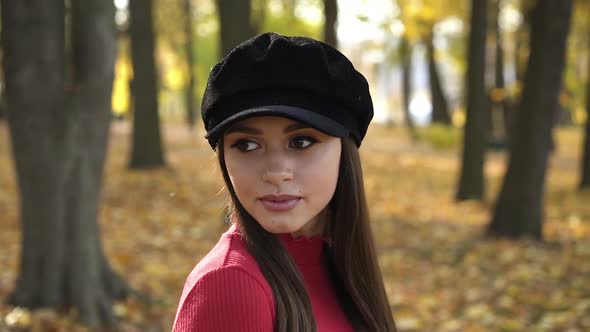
[291,208,330,238]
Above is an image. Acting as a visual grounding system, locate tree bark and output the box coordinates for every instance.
[1,0,129,326]
[486,0,509,148]
[129,0,166,168]
[0,79,5,119]
[0,92,5,119]
[217,0,254,58]
[184,0,197,128]
[426,30,452,125]
[487,0,573,239]
[493,0,511,139]
[514,5,531,84]
[456,0,488,201]
[493,0,504,96]
[323,0,338,48]
[580,27,590,189]
[400,36,417,140]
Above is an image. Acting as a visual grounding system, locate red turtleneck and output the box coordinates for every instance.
[171,223,354,331]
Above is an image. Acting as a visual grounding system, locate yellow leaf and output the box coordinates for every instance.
[5,307,32,329]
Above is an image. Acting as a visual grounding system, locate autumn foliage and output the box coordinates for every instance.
[1,122,590,331]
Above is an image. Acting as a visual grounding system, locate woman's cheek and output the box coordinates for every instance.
[238,169,263,207]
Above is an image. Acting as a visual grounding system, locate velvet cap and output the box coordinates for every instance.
[201,32,374,149]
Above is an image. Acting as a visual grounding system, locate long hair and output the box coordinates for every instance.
[217,136,397,332]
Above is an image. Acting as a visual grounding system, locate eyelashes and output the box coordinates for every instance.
[290,136,318,149]
[229,136,319,152]
[230,139,260,152]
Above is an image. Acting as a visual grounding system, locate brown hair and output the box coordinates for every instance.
[217,136,397,332]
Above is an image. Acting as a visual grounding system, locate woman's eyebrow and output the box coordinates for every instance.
[226,122,310,135]
[225,125,262,135]
[284,123,310,133]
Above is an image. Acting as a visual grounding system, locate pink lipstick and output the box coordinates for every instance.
[259,194,302,212]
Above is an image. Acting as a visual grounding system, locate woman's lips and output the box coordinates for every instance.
[258,195,302,211]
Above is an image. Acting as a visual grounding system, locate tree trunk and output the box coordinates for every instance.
[217,0,254,58]
[514,5,531,84]
[129,0,166,168]
[0,80,5,119]
[493,0,504,96]
[484,0,508,149]
[426,31,452,125]
[184,0,197,128]
[0,92,5,120]
[456,0,488,201]
[400,36,417,140]
[487,0,573,239]
[580,27,590,189]
[323,0,338,48]
[1,0,129,326]
[493,0,511,141]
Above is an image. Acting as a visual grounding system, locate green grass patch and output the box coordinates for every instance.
[416,124,463,150]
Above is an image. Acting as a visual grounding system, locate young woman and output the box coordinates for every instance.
[172,32,397,332]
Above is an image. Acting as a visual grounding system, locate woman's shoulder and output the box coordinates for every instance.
[182,224,267,290]
[172,263,276,331]
[172,225,275,331]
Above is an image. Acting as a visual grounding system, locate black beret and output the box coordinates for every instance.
[201,32,373,149]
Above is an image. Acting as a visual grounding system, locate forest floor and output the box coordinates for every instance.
[1,120,589,331]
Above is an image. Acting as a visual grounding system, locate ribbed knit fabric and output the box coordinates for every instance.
[172,223,354,331]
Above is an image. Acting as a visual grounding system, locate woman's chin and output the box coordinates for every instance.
[257,218,303,235]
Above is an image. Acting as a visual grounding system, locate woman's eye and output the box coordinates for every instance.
[290,136,317,149]
[231,139,260,152]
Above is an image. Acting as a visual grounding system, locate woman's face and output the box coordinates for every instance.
[223,116,341,237]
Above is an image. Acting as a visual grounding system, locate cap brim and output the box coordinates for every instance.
[205,105,349,144]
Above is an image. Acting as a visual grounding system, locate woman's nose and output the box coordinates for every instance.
[262,169,293,185]
[261,153,294,185]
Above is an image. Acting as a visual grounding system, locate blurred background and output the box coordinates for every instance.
[0,0,589,331]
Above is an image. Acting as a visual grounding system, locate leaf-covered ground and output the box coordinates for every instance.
[1,121,589,331]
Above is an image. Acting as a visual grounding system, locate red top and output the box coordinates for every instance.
[172,224,354,331]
